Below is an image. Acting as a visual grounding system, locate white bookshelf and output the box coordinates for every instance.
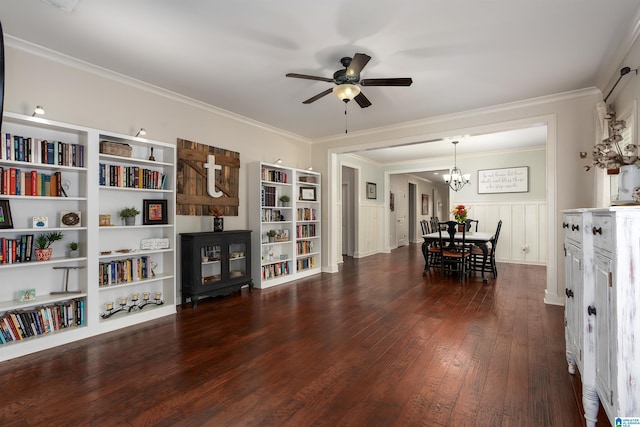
[250,162,321,288]
[0,112,176,361]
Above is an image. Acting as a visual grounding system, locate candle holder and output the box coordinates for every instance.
[137,291,164,310]
[101,298,129,319]
[128,293,141,312]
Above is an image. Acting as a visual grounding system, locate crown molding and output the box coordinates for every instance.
[5,36,311,144]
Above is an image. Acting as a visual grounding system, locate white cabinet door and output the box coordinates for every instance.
[594,253,614,414]
[564,242,583,373]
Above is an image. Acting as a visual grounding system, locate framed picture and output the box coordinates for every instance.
[478,166,529,194]
[422,194,429,215]
[99,214,112,226]
[275,229,289,242]
[366,182,377,199]
[300,186,316,201]
[33,216,48,228]
[143,199,168,225]
[0,199,13,229]
[390,192,395,211]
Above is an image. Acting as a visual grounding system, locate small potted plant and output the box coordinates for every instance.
[279,194,290,207]
[266,229,277,243]
[119,206,140,226]
[35,231,64,261]
[69,241,80,258]
[210,206,224,232]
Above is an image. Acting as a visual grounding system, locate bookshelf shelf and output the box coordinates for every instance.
[0,111,176,361]
[250,162,321,289]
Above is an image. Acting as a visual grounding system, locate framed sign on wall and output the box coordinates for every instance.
[478,166,529,194]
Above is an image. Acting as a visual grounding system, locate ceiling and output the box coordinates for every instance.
[0,1,638,143]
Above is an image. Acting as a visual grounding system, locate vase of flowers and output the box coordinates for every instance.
[580,108,640,202]
[452,205,469,231]
[210,206,224,232]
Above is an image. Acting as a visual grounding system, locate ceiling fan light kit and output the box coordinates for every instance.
[332,84,360,102]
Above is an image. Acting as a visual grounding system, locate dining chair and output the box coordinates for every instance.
[437,220,472,280]
[466,219,479,232]
[471,220,502,278]
[420,219,441,273]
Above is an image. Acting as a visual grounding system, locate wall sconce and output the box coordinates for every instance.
[274,158,283,164]
[32,105,45,117]
[135,128,146,137]
[307,166,313,171]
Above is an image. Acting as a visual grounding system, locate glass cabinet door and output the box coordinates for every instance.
[228,240,248,280]
[201,243,222,285]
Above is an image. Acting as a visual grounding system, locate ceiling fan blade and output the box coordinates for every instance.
[354,92,372,108]
[360,78,413,86]
[347,53,371,76]
[286,73,334,83]
[302,88,333,104]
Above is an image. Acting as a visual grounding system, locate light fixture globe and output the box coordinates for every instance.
[443,140,470,192]
[332,84,360,102]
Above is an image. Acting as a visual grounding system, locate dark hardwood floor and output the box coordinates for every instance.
[1,243,606,426]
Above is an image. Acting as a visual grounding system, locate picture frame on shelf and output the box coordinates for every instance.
[0,199,13,229]
[366,182,377,199]
[275,229,289,242]
[300,186,316,201]
[60,211,82,227]
[99,214,112,226]
[143,199,168,225]
[32,216,48,228]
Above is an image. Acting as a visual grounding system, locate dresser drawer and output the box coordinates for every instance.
[563,213,583,245]
[592,214,613,253]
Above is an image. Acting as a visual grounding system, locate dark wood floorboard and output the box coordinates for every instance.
[0,243,608,426]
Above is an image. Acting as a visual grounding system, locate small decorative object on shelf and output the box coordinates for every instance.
[0,199,13,229]
[68,241,79,257]
[32,216,48,228]
[279,195,290,207]
[267,229,277,242]
[142,199,168,225]
[99,214,112,227]
[148,147,155,161]
[119,206,140,226]
[34,231,63,261]
[18,288,36,302]
[51,266,85,294]
[210,206,224,232]
[60,211,81,227]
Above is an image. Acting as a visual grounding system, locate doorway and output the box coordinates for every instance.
[341,165,356,257]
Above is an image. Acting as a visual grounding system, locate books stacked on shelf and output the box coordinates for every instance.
[99,164,167,190]
[298,176,317,184]
[261,185,277,207]
[296,224,316,238]
[296,256,317,271]
[0,169,65,196]
[261,208,284,222]
[0,298,85,344]
[0,235,34,264]
[296,207,316,221]
[1,134,84,167]
[98,256,152,287]
[261,261,291,280]
[296,240,314,255]
[261,168,288,183]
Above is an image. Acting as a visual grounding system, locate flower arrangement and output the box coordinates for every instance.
[581,109,639,171]
[209,206,224,217]
[451,205,469,222]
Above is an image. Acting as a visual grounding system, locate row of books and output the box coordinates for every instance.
[1,133,85,167]
[0,168,64,197]
[0,235,35,264]
[261,185,278,207]
[261,208,285,223]
[261,261,291,280]
[296,207,317,221]
[296,224,317,238]
[296,256,317,271]
[99,163,167,190]
[261,168,288,183]
[98,256,153,287]
[0,299,85,344]
[296,240,314,255]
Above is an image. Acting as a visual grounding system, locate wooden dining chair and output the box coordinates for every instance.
[437,221,472,280]
[471,220,502,278]
[466,219,479,232]
[420,219,441,273]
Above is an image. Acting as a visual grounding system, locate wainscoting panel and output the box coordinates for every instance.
[356,204,383,258]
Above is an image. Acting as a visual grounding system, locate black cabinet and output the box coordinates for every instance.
[180,230,253,307]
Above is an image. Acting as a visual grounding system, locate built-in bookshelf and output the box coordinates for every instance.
[0,112,176,361]
[250,162,321,288]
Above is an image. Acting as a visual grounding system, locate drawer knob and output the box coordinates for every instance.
[592,226,602,235]
[588,306,597,316]
[563,222,569,228]
[571,224,580,231]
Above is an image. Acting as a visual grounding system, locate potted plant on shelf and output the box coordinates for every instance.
[35,231,64,261]
[266,229,277,243]
[119,206,140,226]
[210,206,224,232]
[279,195,290,207]
[69,241,79,258]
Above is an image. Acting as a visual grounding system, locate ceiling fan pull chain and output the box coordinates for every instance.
[345,104,348,133]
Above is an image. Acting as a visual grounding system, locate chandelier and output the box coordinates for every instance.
[443,140,471,191]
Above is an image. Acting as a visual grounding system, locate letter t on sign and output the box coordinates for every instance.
[204,155,223,198]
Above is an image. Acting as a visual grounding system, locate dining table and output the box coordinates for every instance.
[422,230,495,282]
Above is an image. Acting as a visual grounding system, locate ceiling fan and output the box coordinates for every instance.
[286,53,413,108]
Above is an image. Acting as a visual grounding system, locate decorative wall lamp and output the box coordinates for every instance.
[32,105,45,116]
[443,140,471,192]
[135,128,146,137]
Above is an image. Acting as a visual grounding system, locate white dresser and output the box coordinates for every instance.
[562,207,640,426]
